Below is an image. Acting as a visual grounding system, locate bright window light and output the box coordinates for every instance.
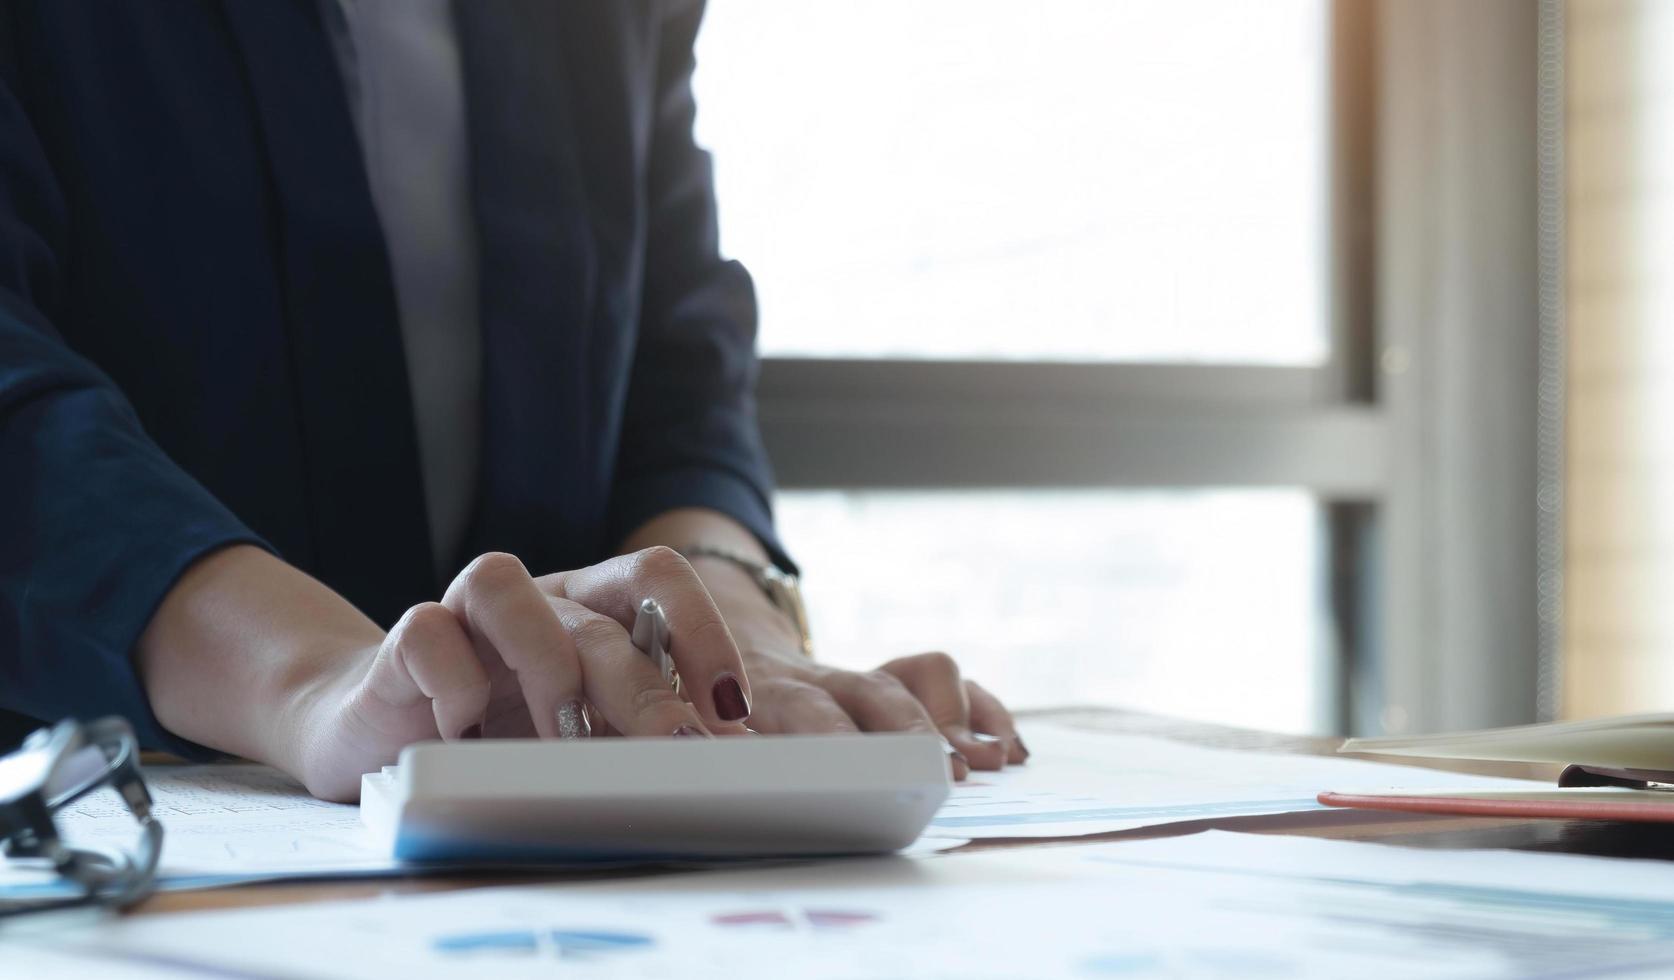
[693,0,1330,363]
[775,490,1327,734]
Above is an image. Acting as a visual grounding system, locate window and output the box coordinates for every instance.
[694,1,1340,734]
[691,1,1553,737]
[776,490,1326,734]
[694,0,1330,363]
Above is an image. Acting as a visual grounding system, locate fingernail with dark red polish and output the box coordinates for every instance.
[941,738,968,768]
[1015,736,1031,761]
[711,673,751,722]
[459,723,482,740]
[556,700,591,739]
[673,725,710,738]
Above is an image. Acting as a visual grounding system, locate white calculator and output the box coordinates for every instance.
[360,734,950,863]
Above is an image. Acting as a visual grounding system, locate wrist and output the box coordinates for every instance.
[262,638,376,783]
[136,545,383,774]
[689,555,807,660]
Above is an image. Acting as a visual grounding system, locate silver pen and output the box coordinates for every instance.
[631,598,680,694]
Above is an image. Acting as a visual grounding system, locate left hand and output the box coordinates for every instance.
[692,555,1028,780]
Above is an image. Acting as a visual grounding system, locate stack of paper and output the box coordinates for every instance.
[0,723,1539,901]
[33,832,1674,979]
[1342,712,1674,770]
[1326,714,1674,821]
[922,724,1538,839]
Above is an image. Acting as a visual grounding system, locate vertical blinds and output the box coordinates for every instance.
[1565,0,1674,716]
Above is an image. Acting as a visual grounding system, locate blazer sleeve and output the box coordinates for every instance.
[0,76,266,757]
[606,0,796,572]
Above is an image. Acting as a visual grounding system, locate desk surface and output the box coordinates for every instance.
[126,706,1666,918]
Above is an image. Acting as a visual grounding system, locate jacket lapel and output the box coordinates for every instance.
[218,0,435,621]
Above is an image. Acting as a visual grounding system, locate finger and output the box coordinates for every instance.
[367,602,491,742]
[548,596,716,738]
[966,679,1027,765]
[444,553,588,739]
[584,702,614,738]
[880,652,1006,771]
[828,670,939,736]
[748,678,860,735]
[826,670,971,780]
[535,548,752,727]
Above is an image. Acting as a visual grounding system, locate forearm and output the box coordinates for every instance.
[620,507,803,658]
[134,544,381,773]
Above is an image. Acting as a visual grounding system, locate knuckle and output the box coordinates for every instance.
[760,677,826,704]
[629,682,686,719]
[897,715,939,735]
[461,551,529,594]
[391,602,455,648]
[683,615,738,656]
[630,545,693,583]
[541,574,569,600]
[791,684,850,720]
[561,609,622,649]
[762,679,856,731]
[911,651,961,679]
[863,669,912,699]
[770,677,821,698]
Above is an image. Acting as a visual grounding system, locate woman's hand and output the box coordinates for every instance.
[619,507,1029,781]
[291,548,754,800]
[686,549,1027,781]
[139,545,752,802]
[743,649,1027,781]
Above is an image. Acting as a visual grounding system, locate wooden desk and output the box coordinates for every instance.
[126,707,1663,918]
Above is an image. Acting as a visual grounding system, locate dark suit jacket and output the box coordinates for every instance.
[0,1,786,755]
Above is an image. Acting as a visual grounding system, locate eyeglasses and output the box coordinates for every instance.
[0,716,162,917]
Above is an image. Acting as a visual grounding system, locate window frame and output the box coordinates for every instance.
[751,0,1548,736]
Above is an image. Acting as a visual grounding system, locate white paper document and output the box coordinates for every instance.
[0,765,394,900]
[925,723,1539,838]
[44,831,1674,979]
[0,724,1536,899]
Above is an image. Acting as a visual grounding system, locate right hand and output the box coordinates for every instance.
[289,547,753,800]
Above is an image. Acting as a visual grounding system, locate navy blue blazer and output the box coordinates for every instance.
[0,1,786,755]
